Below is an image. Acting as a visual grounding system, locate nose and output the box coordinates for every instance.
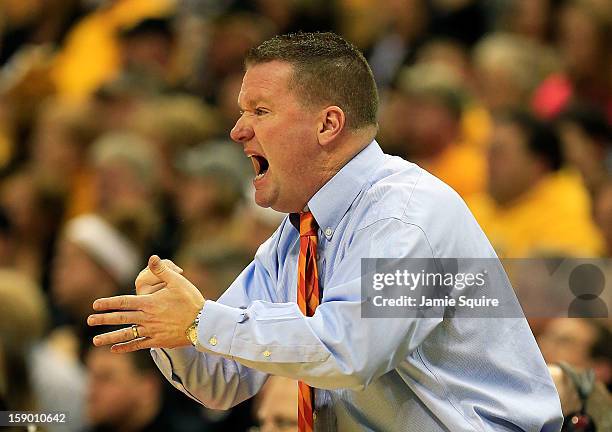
[230,114,254,144]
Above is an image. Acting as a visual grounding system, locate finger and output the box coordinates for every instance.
[135,267,164,288]
[92,326,148,347]
[148,255,182,285]
[93,295,149,311]
[110,337,155,353]
[162,259,183,274]
[135,260,182,292]
[87,311,145,326]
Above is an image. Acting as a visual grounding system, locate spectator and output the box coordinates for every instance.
[89,131,161,222]
[473,32,558,112]
[116,17,178,94]
[29,97,99,218]
[548,363,612,430]
[468,109,603,256]
[496,0,557,43]
[0,168,64,283]
[379,62,486,197]
[51,0,177,101]
[365,0,429,90]
[197,13,274,103]
[0,269,47,413]
[52,213,141,327]
[532,0,612,122]
[85,345,202,432]
[556,104,612,196]
[539,318,612,390]
[254,376,297,432]
[172,141,249,251]
[133,94,221,195]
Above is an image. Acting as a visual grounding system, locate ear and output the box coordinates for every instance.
[316,106,345,146]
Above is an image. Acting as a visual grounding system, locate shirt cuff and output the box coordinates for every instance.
[196,300,247,355]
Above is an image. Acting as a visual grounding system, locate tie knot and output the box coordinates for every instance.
[299,212,318,237]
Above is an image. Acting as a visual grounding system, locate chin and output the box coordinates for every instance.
[254,193,272,209]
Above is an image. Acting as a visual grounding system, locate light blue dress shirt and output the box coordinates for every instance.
[151,141,563,431]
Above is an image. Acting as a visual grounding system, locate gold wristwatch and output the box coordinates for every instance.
[186,310,202,346]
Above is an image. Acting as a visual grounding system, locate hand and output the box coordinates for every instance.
[88,255,205,353]
[135,258,183,295]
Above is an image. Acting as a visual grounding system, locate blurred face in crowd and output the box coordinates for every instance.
[473,63,524,111]
[120,33,173,76]
[379,92,457,160]
[487,121,546,205]
[31,109,84,188]
[378,90,419,157]
[0,174,37,234]
[508,0,550,40]
[558,120,607,191]
[257,376,297,432]
[557,3,605,80]
[176,175,220,222]
[86,348,158,427]
[230,61,325,212]
[537,318,598,368]
[51,240,116,318]
[94,160,151,213]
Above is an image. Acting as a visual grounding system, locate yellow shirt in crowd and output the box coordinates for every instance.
[468,170,604,258]
[51,0,176,102]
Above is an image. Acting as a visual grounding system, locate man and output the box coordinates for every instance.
[256,376,299,432]
[88,32,563,431]
[378,62,486,198]
[468,110,602,257]
[85,347,166,432]
[85,345,203,432]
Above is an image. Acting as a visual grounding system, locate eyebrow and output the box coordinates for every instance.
[237,90,272,110]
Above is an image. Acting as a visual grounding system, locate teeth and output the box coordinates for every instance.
[255,171,266,180]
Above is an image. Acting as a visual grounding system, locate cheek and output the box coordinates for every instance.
[95,384,132,414]
[272,131,315,172]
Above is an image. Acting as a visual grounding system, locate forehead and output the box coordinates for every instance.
[238,61,295,106]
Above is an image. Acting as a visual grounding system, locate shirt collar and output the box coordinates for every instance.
[291,140,384,240]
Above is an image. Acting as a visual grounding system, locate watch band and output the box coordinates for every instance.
[187,308,203,346]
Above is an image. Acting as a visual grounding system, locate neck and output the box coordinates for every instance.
[304,134,373,208]
[493,175,546,207]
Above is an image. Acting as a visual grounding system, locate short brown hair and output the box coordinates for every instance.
[245,32,379,130]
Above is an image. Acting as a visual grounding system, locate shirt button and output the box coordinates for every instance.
[208,336,218,346]
[263,350,271,358]
[324,227,333,237]
[313,410,317,421]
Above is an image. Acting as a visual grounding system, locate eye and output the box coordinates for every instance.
[254,108,267,116]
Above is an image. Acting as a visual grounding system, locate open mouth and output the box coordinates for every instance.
[249,155,269,181]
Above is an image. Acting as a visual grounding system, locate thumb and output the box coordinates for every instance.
[148,255,180,284]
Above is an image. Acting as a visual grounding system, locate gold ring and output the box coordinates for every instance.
[131,324,140,340]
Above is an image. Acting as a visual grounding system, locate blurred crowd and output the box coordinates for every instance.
[0,0,610,431]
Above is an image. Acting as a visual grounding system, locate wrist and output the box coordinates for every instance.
[185,305,204,346]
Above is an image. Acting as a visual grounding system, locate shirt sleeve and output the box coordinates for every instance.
[150,232,282,409]
[155,217,444,400]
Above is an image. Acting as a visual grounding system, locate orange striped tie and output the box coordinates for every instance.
[297,211,320,432]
